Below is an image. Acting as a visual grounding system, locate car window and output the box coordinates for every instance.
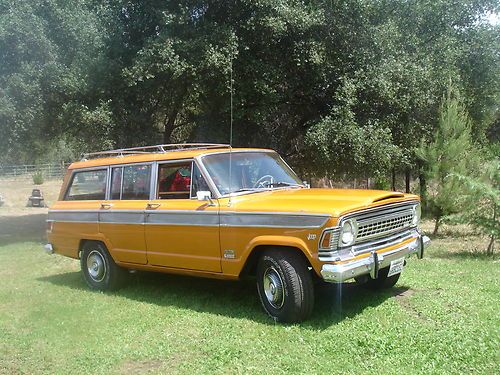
[157,162,192,199]
[65,169,107,201]
[121,164,151,200]
[110,167,123,199]
[191,162,210,198]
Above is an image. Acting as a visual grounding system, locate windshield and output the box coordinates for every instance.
[201,151,303,195]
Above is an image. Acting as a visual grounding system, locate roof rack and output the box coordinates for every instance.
[81,143,230,160]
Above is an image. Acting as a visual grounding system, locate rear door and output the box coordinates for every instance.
[144,160,221,272]
[98,163,152,264]
[49,168,107,258]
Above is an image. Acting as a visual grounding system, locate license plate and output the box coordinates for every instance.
[387,257,405,277]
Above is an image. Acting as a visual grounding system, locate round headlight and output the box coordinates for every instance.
[412,204,421,226]
[340,219,358,246]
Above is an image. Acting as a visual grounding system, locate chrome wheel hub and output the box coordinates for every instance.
[263,267,284,309]
[87,250,106,282]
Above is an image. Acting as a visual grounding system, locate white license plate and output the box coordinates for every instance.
[387,257,405,277]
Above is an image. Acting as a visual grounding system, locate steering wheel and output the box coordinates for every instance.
[253,175,274,188]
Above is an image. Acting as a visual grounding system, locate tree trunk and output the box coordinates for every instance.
[433,216,440,235]
[391,168,396,191]
[405,168,411,193]
[417,160,427,212]
[487,204,497,255]
[487,235,495,255]
[163,104,181,143]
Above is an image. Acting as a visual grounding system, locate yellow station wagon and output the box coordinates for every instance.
[45,143,430,322]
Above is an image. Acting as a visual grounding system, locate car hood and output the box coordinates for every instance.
[225,188,419,217]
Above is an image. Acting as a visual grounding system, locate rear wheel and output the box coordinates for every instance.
[81,241,126,291]
[256,249,314,323]
[361,267,401,290]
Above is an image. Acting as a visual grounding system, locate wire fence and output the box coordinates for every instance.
[0,163,69,180]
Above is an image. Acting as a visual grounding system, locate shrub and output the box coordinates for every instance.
[374,176,390,190]
[32,171,44,185]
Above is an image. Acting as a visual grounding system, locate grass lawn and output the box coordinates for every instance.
[0,214,498,374]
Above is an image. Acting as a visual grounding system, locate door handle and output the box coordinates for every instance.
[146,203,161,209]
[101,203,113,209]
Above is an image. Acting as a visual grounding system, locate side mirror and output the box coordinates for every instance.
[303,181,311,188]
[197,191,211,201]
[196,191,215,206]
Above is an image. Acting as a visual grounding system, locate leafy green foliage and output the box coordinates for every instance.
[0,0,498,183]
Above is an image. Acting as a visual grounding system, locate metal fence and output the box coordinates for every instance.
[0,163,69,180]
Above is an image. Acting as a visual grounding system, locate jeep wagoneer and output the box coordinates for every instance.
[45,143,430,322]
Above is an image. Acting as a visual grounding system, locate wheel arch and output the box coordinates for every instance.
[77,237,113,260]
[239,243,314,279]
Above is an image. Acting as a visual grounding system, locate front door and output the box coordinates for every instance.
[145,160,221,272]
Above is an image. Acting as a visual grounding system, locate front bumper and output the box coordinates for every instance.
[321,234,430,283]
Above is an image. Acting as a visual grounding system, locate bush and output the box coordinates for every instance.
[32,171,44,185]
[374,177,390,190]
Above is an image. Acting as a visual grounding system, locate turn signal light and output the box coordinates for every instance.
[320,231,332,249]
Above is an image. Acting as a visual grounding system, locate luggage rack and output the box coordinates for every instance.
[81,143,230,160]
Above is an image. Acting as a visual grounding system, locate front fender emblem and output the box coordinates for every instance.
[307,234,317,240]
[223,250,236,259]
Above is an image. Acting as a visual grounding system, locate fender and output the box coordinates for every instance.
[77,234,114,260]
[235,235,318,276]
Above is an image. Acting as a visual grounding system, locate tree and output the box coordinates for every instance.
[449,159,499,254]
[417,85,481,234]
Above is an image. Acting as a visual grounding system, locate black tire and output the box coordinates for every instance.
[256,249,314,323]
[362,267,401,290]
[80,241,126,291]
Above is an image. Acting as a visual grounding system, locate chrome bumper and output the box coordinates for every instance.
[321,234,430,283]
[43,243,54,255]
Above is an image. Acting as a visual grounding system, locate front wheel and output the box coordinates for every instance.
[81,241,126,291]
[361,267,401,290]
[256,249,314,323]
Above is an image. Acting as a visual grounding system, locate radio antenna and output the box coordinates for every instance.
[228,45,234,206]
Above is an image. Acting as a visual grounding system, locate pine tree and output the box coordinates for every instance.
[417,85,480,235]
[450,160,499,254]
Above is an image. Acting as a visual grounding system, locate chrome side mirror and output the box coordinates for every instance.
[303,181,311,188]
[196,191,215,206]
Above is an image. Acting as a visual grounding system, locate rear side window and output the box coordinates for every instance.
[65,169,107,201]
[109,164,151,200]
[122,164,151,200]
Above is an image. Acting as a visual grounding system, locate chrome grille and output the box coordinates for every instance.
[357,212,413,242]
[355,205,414,243]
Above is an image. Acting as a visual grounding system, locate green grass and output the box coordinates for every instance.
[0,229,499,374]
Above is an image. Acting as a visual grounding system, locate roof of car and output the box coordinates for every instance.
[68,147,273,170]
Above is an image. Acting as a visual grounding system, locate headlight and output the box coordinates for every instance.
[412,203,421,226]
[339,219,358,247]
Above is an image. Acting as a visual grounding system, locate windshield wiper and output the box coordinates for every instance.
[231,188,260,193]
[263,181,304,188]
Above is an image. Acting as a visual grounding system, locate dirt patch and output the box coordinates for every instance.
[393,287,416,299]
[393,288,433,323]
[117,360,164,374]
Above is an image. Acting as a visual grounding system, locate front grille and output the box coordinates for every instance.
[357,211,414,242]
